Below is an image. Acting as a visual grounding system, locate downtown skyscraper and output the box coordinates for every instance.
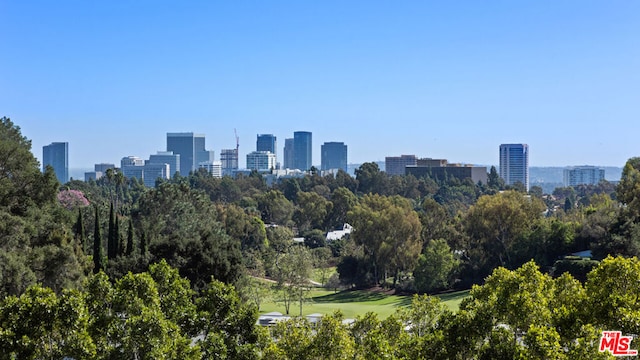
[256,134,277,154]
[283,138,294,169]
[167,132,214,176]
[321,142,347,172]
[499,144,529,191]
[293,131,312,171]
[43,142,68,183]
[256,134,277,166]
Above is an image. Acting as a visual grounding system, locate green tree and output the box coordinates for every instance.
[414,238,459,293]
[585,256,640,335]
[487,165,505,191]
[273,245,313,315]
[107,202,117,260]
[418,198,454,245]
[355,162,387,195]
[148,259,198,336]
[326,187,357,230]
[0,117,58,215]
[256,189,294,225]
[125,217,134,256]
[137,182,243,287]
[216,203,267,253]
[196,279,263,359]
[399,294,451,337]
[293,191,333,232]
[310,311,356,359]
[93,206,104,274]
[616,157,640,217]
[265,317,313,359]
[0,285,96,359]
[463,190,545,273]
[312,247,333,286]
[74,208,86,252]
[110,272,199,359]
[347,194,422,286]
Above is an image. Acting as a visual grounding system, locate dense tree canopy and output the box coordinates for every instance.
[4,116,640,357]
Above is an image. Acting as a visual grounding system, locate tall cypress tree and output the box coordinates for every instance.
[74,208,85,252]
[93,205,104,273]
[107,202,116,260]
[139,230,147,258]
[114,214,121,256]
[126,217,134,256]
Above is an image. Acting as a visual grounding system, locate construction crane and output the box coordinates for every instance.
[234,128,239,153]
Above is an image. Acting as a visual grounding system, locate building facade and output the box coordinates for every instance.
[293,131,312,171]
[257,134,277,154]
[321,142,348,172]
[220,148,238,176]
[406,164,488,184]
[84,163,115,182]
[121,156,174,187]
[146,151,180,178]
[120,156,145,182]
[142,163,170,187]
[43,142,69,183]
[283,138,294,169]
[167,132,211,175]
[385,155,417,176]
[199,161,223,178]
[247,151,277,171]
[499,144,529,191]
[563,166,605,187]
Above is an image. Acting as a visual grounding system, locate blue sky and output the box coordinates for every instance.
[1,1,638,171]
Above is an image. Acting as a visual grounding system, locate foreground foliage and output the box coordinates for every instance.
[3,257,640,359]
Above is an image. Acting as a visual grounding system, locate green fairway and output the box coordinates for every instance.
[259,289,470,319]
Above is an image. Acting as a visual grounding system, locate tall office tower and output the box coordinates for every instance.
[220,149,238,176]
[246,151,277,171]
[283,138,294,169]
[499,144,529,191]
[385,155,417,176]
[293,131,312,171]
[563,166,605,187]
[166,132,210,175]
[43,142,69,183]
[146,151,181,178]
[321,142,348,172]
[256,134,277,154]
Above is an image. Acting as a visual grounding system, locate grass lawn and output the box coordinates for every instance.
[259,288,470,319]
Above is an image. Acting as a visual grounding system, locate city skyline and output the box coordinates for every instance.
[2,2,639,169]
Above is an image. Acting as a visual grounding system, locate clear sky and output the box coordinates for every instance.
[1,1,639,172]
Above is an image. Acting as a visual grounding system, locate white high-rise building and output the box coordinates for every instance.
[199,161,223,178]
[564,166,605,187]
[246,151,276,171]
[499,144,529,191]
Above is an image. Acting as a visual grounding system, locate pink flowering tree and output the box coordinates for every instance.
[57,189,90,210]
